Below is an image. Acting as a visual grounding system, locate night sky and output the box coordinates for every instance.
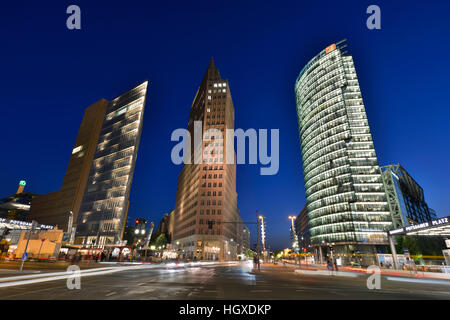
[1,1,450,249]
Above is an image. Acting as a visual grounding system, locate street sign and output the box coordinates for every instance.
[22,253,28,261]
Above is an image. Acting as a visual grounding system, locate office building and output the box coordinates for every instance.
[294,40,392,263]
[155,210,174,243]
[30,81,148,246]
[172,59,245,260]
[381,164,436,227]
[76,81,148,246]
[295,205,311,252]
[30,98,109,230]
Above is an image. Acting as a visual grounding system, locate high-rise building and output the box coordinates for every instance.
[294,40,392,263]
[381,164,436,227]
[30,98,110,230]
[155,210,174,243]
[30,81,148,246]
[75,81,148,246]
[173,59,244,260]
[295,205,311,252]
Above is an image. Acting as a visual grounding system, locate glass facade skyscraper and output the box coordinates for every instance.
[76,81,148,246]
[294,40,392,262]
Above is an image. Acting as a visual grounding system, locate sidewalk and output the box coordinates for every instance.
[253,261,450,282]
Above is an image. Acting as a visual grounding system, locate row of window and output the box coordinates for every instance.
[200,209,222,215]
[200,200,222,206]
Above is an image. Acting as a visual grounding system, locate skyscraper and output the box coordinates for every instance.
[30,81,148,246]
[30,98,110,230]
[75,81,148,246]
[173,59,244,260]
[294,40,392,264]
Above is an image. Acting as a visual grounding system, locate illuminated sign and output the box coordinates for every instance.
[19,180,26,186]
[389,228,405,235]
[389,216,449,235]
[405,222,430,232]
[431,217,448,226]
[325,43,336,54]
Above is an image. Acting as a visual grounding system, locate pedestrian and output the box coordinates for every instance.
[334,259,339,272]
[327,259,333,275]
[253,255,258,270]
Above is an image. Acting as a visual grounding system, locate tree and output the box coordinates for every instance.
[154,233,167,247]
[394,236,445,256]
[244,249,255,258]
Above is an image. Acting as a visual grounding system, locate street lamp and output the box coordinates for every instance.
[288,216,299,255]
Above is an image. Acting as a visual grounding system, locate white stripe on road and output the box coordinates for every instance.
[0,267,119,283]
[0,261,235,288]
[385,276,450,286]
[0,266,148,288]
[294,270,359,277]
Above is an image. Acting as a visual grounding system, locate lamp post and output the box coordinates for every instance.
[37,238,45,259]
[67,211,76,245]
[19,220,37,271]
[288,215,300,264]
[259,215,266,257]
[288,215,299,252]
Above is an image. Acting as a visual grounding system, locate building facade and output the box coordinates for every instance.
[173,59,244,261]
[75,81,148,246]
[381,164,436,228]
[30,82,148,246]
[295,205,311,252]
[295,40,392,264]
[155,210,174,243]
[29,98,109,230]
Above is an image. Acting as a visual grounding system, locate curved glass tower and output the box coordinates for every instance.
[295,40,392,262]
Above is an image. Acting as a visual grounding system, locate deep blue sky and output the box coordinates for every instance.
[1,1,449,249]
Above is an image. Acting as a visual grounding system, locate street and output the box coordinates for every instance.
[0,261,449,300]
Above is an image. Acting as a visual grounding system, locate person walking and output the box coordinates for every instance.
[327,258,333,275]
[334,259,339,272]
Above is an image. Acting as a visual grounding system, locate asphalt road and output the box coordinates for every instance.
[0,262,449,300]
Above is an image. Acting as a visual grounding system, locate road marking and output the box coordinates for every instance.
[105,291,116,297]
[250,289,272,293]
[386,276,450,286]
[294,270,359,277]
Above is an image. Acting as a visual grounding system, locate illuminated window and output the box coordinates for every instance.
[72,145,83,154]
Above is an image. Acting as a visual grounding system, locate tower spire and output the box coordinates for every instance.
[203,57,220,82]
